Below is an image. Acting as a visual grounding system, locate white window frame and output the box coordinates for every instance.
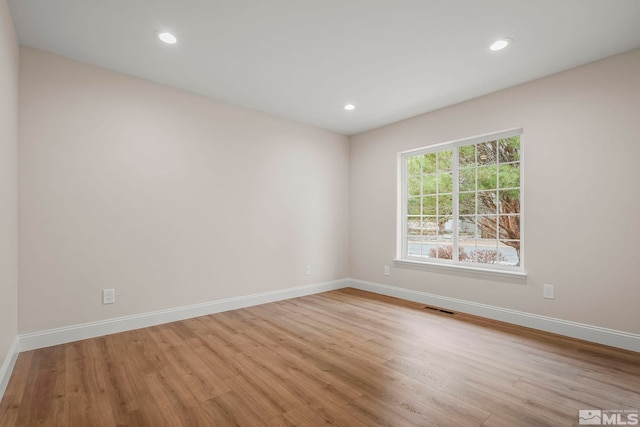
[395,128,526,278]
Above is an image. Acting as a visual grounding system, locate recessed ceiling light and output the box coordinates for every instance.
[489,38,511,51]
[344,104,356,111]
[158,32,177,45]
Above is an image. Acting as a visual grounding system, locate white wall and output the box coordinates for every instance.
[15,42,640,340]
[0,0,19,368]
[18,48,350,333]
[350,48,640,334]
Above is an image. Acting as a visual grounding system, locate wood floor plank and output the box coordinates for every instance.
[204,390,263,427]
[10,346,64,426]
[67,340,118,427]
[0,352,33,427]
[1,288,639,426]
[282,404,334,426]
[481,413,538,427]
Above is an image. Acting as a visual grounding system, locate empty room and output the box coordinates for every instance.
[1,0,639,426]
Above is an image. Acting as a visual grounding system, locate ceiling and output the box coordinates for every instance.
[8,0,640,135]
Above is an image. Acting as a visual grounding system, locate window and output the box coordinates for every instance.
[399,129,523,274]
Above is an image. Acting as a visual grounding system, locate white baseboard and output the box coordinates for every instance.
[12,277,639,372]
[348,279,640,353]
[19,279,349,352]
[0,336,20,402]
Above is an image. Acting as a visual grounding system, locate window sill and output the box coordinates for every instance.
[393,258,527,280]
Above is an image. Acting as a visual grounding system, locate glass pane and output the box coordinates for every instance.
[422,195,437,215]
[498,240,520,266]
[459,192,476,215]
[459,145,476,167]
[458,216,477,238]
[422,153,437,174]
[459,238,476,263]
[474,239,502,265]
[438,215,454,237]
[477,215,497,239]
[498,190,520,214]
[434,244,456,260]
[498,215,520,240]
[423,240,437,258]
[407,216,422,257]
[408,197,421,215]
[422,234,438,258]
[422,174,437,195]
[498,136,520,163]
[438,150,452,172]
[438,194,453,215]
[422,216,438,237]
[459,168,476,192]
[407,156,422,176]
[408,177,421,196]
[458,193,476,215]
[459,247,473,262]
[477,140,497,165]
[477,166,497,190]
[438,172,453,193]
[407,216,421,237]
[498,163,520,188]
[477,191,497,214]
[407,243,422,257]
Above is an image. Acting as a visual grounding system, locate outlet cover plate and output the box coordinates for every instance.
[103,289,115,304]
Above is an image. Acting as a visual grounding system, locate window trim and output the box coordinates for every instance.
[397,128,526,277]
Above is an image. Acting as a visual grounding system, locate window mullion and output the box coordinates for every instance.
[496,155,501,258]
[402,154,408,259]
[452,147,459,263]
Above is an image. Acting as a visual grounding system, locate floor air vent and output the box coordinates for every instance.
[424,306,456,315]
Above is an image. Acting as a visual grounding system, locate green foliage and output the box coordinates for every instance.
[459,168,475,191]
[407,150,453,176]
[438,195,453,215]
[422,175,437,194]
[477,166,497,190]
[408,197,420,215]
[422,196,437,215]
[408,177,421,196]
[437,150,452,171]
[499,189,520,202]
[459,193,475,215]
[458,145,475,166]
[422,153,437,174]
[498,164,520,188]
[408,156,421,176]
[499,136,520,162]
[438,173,453,193]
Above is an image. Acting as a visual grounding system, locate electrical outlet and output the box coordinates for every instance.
[543,284,554,299]
[103,289,115,304]
[384,265,390,276]
[305,265,311,276]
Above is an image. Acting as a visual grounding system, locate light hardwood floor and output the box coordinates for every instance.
[0,288,638,426]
